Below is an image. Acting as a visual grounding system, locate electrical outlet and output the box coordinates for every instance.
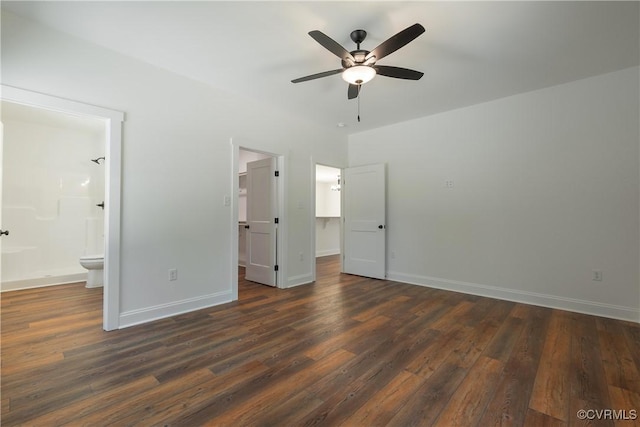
[169,268,178,281]
[444,180,455,188]
[391,251,396,259]
[592,270,602,282]
[299,252,304,262]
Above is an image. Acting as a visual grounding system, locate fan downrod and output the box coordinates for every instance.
[350,29,367,49]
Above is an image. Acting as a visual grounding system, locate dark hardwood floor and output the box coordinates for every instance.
[2,255,639,426]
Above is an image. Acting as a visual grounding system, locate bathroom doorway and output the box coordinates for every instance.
[1,101,106,289]
[0,86,124,330]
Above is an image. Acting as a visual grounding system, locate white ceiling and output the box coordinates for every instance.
[3,1,638,134]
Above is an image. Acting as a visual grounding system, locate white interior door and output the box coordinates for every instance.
[0,121,4,281]
[343,163,386,279]
[245,157,277,286]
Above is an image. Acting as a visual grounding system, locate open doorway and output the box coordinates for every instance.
[1,86,124,330]
[234,146,284,298]
[1,101,106,290]
[314,164,342,279]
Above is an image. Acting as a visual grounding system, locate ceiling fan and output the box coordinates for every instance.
[291,23,426,102]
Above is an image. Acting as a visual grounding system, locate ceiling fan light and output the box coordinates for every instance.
[342,65,376,85]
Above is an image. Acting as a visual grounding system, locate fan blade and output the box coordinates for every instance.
[347,84,360,100]
[291,69,343,83]
[365,23,425,62]
[374,65,424,80]
[309,30,355,62]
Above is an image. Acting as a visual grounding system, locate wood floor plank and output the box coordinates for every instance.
[70,368,216,426]
[338,369,425,426]
[205,349,356,426]
[568,313,614,427]
[386,361,468,427]
[303,314,391,361]
[254,390,326,427]
[523,408,566,427]
[597,318,640,395]
[118,361,270,426]
[529,310,573,422]
[299,322,443,426]
[171,355,315,426]
[478,304,551,427]
[482,314,524,363]
[24,375,160,426]
[620,322,640,374]
[432,356,505,427]
[1,256,636,426]
[607,385,640,427]
[405,325,469,378]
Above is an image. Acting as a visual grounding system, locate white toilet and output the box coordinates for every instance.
[79,255,104,288]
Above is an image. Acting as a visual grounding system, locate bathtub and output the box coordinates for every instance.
[1,245,87,291]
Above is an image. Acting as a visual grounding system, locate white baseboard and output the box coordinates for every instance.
[315,249,340,257]
[387,271,640,323]
[286,273,314,288]
[119,290,234,329]
[1,273,87,292]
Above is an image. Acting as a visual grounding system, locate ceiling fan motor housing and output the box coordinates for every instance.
[342,50,371,67]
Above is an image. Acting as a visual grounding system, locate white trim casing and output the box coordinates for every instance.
[230,140,240,301]
[276,154,287,289]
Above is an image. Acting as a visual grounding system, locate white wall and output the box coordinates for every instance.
[1,108,105,290]
[349,67,640,322]
[315,180,341,257]
[315,218,340,257]
[1,11,347,327]
[315,181,341,218]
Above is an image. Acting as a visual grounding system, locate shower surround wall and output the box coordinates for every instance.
[1,106,105,291]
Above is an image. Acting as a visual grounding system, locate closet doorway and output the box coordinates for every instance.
[314,164,342,278]
[237,148,280,289]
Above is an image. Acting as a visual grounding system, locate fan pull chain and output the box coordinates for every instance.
[357,88,361,122]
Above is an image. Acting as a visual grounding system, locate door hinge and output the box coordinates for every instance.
[274,217,279,224]
[274,264,279,271]
[275,170,279,177]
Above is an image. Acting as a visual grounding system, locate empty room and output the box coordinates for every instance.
[1,1,639,426]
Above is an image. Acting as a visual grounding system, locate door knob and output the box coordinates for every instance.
[378,225,385,229]
[96,202,105,209]
[0,230,9,236]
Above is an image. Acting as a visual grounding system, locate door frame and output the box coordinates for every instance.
[230,140,286,298]
[1,85,124,331]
